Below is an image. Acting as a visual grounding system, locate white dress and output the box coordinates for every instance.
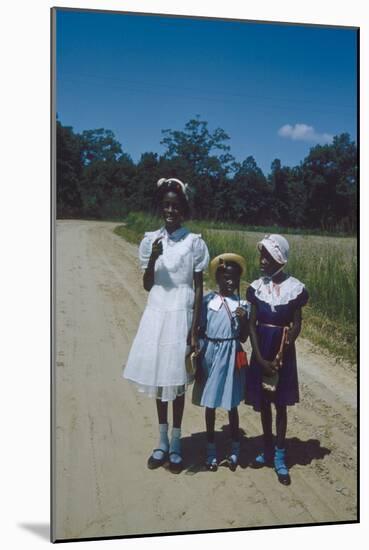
[123,227,210,401]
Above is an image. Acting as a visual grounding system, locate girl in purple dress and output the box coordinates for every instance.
[245,234,308,485]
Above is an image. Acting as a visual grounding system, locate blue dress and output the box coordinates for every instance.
[192,292,248,411]
[245,275,309,412]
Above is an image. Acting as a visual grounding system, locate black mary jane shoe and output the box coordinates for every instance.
[168,452,183,474]
[147,449,167,470]
[226,455,238,472]
[205,458,218,472]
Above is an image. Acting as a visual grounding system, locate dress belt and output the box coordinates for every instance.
[153,283,190,288]
[257,322,289,328]
[205,335,237,341]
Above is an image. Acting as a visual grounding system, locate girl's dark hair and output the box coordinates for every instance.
[156,179,191,219]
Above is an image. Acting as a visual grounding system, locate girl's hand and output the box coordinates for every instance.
[191,333,199,354]
[271,357,281,371]
[262,360,278,377]
[151,237,163,260]
[235,306,247,319]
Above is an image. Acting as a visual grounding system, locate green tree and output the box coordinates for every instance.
[80,152,135,219]
[161,117,237,218]
[285,166,308,229]
[128,152,160,213]
[56,121,83,218]
[302,133,357,231]
[161,117,236,176]
[80,128,123,164]
[77,128,134,218]
[231,156,271,224]
[269,159,290,224]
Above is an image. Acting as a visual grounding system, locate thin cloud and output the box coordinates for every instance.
[278,123,333,144]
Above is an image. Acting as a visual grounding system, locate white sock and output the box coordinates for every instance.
[152,423,169,460]
[169,427,182,463]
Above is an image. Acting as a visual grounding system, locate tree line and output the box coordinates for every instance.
[56,117,357,232]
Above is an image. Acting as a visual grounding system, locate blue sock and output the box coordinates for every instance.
[152,423,169,460]
[169,427,182,463]
[206,442,217,464]
[229,441,240,463]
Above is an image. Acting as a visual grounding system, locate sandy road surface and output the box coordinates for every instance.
[53,220,357,541]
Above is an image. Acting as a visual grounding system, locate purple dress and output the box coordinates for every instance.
[245,275,309,412]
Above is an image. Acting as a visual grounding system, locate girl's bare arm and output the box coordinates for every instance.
[286,308,302,346]
[249,304,276,375]
[143,237,162,291]
[236,307,249,343]
[191,271,203,351]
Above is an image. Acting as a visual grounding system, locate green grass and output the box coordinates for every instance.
[114,212,357,364]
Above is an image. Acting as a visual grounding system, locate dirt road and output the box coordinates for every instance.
[53,220,357,541]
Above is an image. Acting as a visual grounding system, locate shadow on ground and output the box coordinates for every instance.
[178,426,331,475]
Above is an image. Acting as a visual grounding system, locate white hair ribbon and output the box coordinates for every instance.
[156,178,189,198]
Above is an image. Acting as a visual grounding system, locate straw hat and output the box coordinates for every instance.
[209,253,247,279]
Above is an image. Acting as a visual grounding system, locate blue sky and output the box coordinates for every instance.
[56,9,357,176]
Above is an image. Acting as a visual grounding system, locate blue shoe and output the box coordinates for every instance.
[250,448,273,469]
[274,447,291,485]
[227,441,240,472]
[169,428,183,474]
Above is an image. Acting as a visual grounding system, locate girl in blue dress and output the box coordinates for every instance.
[245,234,308,485]
[193,253,249,472]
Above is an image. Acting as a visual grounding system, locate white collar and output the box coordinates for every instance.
[251,275,305,310]
[208,294,242,312]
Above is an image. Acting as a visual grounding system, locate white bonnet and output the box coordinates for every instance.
[257,234,289,265]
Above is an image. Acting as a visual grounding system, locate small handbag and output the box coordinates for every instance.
[235,350,248,370]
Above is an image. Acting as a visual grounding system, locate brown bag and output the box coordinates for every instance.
[185,351,200,376]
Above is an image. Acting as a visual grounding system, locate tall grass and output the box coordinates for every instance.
[114,212,357,363]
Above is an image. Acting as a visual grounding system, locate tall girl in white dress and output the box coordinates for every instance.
[123,178,209,473]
